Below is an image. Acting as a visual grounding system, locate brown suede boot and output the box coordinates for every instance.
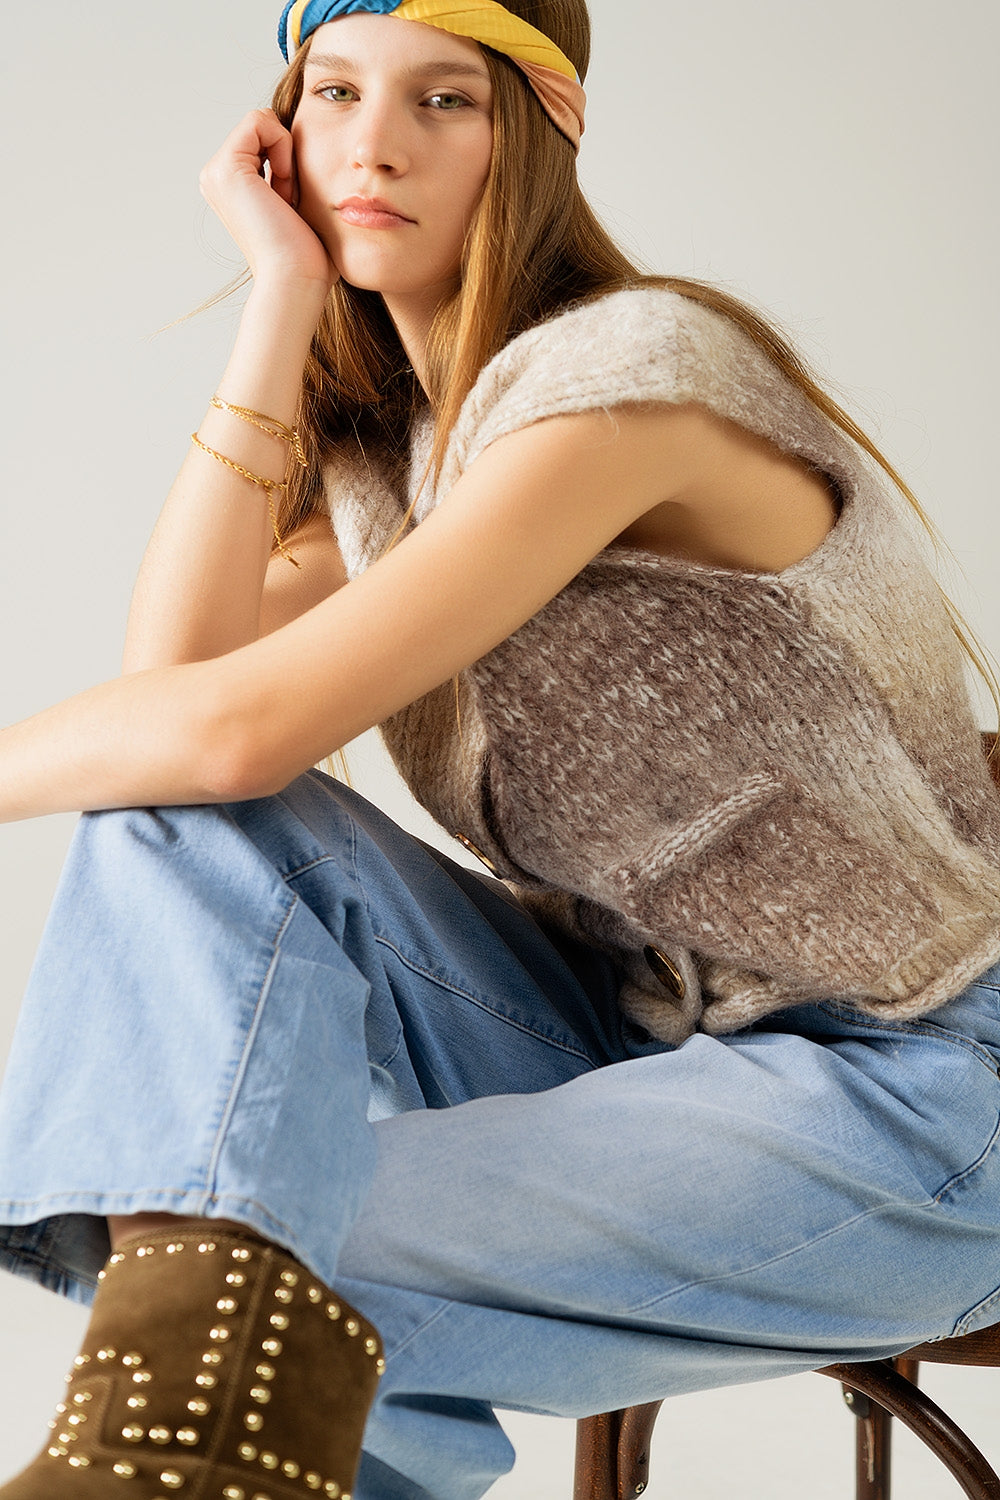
[0,1227,384,1499]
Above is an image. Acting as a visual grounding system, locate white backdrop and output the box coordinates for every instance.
[1,1,998,1489]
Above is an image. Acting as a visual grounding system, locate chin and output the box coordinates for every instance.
[333,247,455,298]
[336,266,409,294]
[344,273,454,303]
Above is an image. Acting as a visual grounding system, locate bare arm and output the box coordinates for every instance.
[122,110,338,671]
[0,405,702,822]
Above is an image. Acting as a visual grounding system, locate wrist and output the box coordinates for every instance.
[246,272,332,323]
[219,287,325,414]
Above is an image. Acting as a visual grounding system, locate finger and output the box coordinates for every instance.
[249,109,293,168]
[203,109,291,182]
[264,144,296,206]
[253,110,295,206]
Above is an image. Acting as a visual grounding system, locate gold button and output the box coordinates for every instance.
[454,834,499,877]
[643,945,687,1000]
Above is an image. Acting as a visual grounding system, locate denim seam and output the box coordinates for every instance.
[0,1242,69,1275]
[628,1112,1000,1317]
[624,1195,927,1316]
[932,1108,1000,1203]
[373,1019,405,1073]
[349,812,360,888]
[380,1298,457,1365]
[0,1247,91,1303]
[371,934,596,1063]
[280,834,595,1060]
[955,1281,1000,1336]
[277,805,359,885]
[0,1188,299,1239]
[0,1191,306,1301]
[282,855,342,881]
[202,893,299,1204]
[822,1013,1000,1076]
[280,841,595,1060]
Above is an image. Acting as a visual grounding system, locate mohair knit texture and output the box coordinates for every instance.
[324,287,1000,1044]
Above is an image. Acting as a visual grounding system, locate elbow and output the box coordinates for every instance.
[196,726,294,805]
[198,753,288,806]
[187,676,298,805]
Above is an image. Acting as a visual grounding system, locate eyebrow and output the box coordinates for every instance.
[304,52,491,82]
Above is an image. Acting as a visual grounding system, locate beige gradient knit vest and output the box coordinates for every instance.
[324,288,1000,1044]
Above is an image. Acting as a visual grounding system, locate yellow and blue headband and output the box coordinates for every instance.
[278,0,586,151]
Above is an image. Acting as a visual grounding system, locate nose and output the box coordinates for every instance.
[350,94,411,175]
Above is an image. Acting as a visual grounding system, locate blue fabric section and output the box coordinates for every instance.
[279,0,405,61]
[278,0,294,55]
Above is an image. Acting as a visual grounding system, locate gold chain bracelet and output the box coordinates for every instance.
[190,433,300,568]
[210,396,308,472]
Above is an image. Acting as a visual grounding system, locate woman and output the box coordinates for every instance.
[2,1,1000,1496]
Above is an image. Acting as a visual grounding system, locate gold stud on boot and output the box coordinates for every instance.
[0,1228,384,1497]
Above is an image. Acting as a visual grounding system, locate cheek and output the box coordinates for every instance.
[444,137,493,226]
[290,123,328,205]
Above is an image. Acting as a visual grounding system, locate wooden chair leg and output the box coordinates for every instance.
[617,1402,663,1499]
[574,1403,663,1500]
[575,1411,619,1500]
[840,1356,920,1500]
[818,1361,1000,1500]
[844,1382,892,1500]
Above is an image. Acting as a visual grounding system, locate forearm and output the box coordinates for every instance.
[0,660,247,824]
[123,280,328,672]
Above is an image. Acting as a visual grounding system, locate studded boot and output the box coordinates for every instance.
[0,1226,384,1500]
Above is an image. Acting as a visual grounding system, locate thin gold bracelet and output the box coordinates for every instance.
[210,396,308,471]
[190,433,300,568]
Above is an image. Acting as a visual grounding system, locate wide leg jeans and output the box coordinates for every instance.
[3,770,1000,1499]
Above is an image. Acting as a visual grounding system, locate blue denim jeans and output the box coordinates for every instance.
[2,770,1000,1500]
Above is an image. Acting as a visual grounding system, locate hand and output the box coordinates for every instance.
[199,109,339,296]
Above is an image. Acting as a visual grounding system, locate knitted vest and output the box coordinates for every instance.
[325,287,1000,1044]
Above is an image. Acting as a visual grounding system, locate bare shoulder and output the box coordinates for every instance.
[609,403,841,573]
[259,510,348,636]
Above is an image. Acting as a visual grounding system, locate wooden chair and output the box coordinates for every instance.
[575,732,1000,1500]
[574,1327,1000,1500]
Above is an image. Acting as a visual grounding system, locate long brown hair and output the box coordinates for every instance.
[272,0,999,731]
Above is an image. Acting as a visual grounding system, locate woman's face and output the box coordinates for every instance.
[292,15,495,313]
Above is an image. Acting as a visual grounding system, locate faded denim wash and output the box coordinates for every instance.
[2,770,1000,1500]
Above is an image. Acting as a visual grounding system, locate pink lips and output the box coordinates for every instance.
[336,196,414,229]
